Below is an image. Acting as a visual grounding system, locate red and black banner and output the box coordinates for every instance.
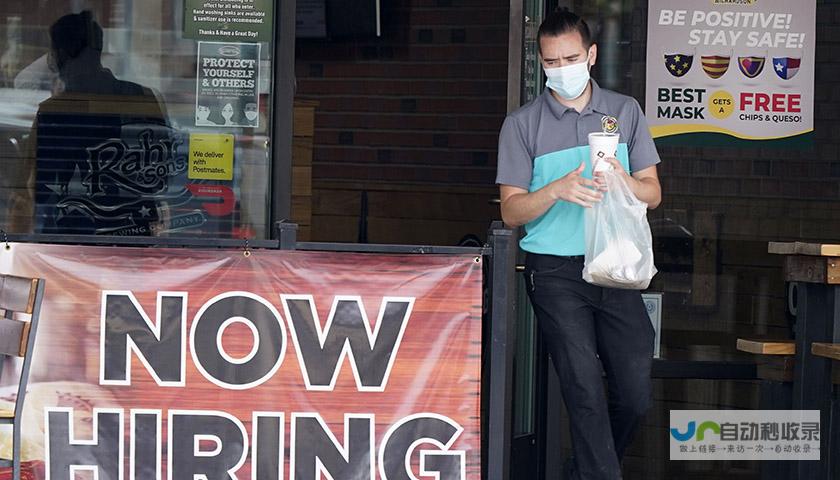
[0,243,482,479]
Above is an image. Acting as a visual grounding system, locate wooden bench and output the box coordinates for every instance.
[737,338,797,479]
[812,342,840,361]
[737,338,796,355]
[811,342,840,480]
[811,343,840,385]
[768,242,840,479]
[737,338,796,383]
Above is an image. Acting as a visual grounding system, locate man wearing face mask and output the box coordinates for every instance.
[496,9,661,480]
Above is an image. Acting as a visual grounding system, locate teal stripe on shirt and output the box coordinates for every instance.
[521,143,630,256]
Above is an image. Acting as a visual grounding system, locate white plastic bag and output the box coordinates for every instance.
[582,168,657,289]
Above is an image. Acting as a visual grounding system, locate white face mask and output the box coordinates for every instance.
[544,54,591,100]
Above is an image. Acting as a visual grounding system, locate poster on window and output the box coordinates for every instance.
[195,42,260,128]
[645,0,816,147]
[184,0,273,43]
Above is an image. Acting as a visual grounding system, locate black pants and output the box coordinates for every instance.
[524,253,654,480]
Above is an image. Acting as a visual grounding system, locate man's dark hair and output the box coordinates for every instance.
[50,10,104,69]
[537,8,593,51]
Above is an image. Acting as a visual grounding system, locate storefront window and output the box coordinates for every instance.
[0,0,275,238]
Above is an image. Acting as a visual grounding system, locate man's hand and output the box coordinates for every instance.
[546,162,602,208]
[500,162,604,227]
[594,157,662,209]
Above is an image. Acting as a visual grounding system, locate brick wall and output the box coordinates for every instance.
[294,0,509,245]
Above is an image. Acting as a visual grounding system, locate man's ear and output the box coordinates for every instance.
[588,43,598,67]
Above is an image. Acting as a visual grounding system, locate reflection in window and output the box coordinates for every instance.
[0,0,274,238]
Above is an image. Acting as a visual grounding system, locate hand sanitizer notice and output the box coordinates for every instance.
[184,0,273,43]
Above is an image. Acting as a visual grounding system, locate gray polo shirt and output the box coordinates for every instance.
[496,80,661,256]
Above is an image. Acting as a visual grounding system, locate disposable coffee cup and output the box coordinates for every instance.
[588,132,619,173]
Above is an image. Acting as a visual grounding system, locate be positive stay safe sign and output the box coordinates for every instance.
[645,0,815,146]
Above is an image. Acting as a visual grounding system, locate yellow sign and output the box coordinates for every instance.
[709,90,735,120]
[189,133,234,180]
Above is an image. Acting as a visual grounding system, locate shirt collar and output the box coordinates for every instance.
[542,79,610,119]
[585,80,610,117]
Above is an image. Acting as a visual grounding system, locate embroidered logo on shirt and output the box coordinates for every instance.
[601,115,618,134]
